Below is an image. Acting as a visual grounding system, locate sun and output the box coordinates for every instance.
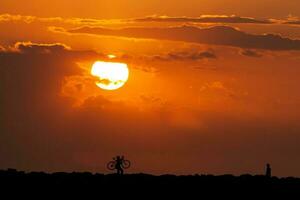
[91,61,129,90]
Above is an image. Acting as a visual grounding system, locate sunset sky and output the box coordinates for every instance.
[1,0,300,176]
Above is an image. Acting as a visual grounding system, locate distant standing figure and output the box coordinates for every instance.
[265,163,271,177]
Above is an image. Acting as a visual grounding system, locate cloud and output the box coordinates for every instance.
[0,42,92,110]
[240,49,263,58]
[283,15,300,25]
[0,41,106,113]
[0,14,36,23]
[134,15,272,24]
[151,50,216,61]
[2,41,102,60]
[0,13,124,26]
[285,21,300,25]
[67,25,300,51]
[14,42,71,53]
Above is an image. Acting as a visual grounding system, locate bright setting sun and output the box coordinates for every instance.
[91,61,129,90]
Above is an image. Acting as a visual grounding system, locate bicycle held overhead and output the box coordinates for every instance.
[107,155,131,175]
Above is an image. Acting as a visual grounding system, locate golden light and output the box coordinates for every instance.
[91,61,129,90]
[107,54,116,59]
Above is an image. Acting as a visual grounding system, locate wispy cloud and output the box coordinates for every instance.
[133,15,272,24]
[240,49,263,58]
[0,13,125,26]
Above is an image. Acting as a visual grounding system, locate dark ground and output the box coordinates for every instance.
[1,169,300,196]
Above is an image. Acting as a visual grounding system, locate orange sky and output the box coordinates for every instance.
[1,0,299,18]
[1,1,300,176]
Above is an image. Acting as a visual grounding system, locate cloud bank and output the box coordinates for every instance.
[67,25,300,51]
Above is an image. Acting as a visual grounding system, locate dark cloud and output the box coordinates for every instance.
[240,49,263,58]
[68,25,300,51]
[12,42,101,58]
[0,42,102,171]
[15,42,70,54]
[152,50,216,61]
[134,15,272,24]
[285,21,300,25]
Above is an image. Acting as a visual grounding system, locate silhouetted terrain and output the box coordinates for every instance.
[1,169,300,196]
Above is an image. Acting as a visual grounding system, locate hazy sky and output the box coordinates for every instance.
[0,0,299,18]
[1,1,300,176]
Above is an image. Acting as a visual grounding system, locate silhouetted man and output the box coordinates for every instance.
[115,156,124,175]
[265,163,271,177]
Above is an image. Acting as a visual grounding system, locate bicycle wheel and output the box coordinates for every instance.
[122,160,131,169]
[107,161,116,170]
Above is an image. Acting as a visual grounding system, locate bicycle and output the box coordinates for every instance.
[107,157,131,171]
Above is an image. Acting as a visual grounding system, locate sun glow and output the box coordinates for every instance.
[91,61,129,90]
[107,54,117,59]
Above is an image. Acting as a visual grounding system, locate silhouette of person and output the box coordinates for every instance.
[115,156,124,175]
[266,163,271,177]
